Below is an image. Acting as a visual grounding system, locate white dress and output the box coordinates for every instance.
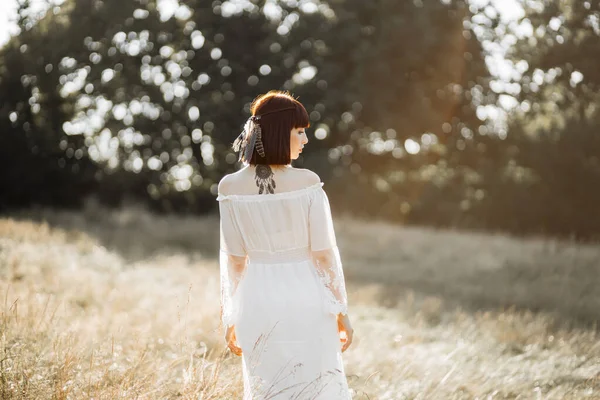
[217,181,351,400]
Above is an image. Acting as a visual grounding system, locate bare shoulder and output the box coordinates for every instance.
[218,171,241,195]
[219,167,320,194]
[292,168,322,186]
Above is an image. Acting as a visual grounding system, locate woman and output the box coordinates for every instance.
[217,90,354,399]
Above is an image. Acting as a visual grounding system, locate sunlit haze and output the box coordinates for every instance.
[0,0,525,129]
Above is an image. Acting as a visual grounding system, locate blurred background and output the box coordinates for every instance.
[1,0,599,238]
[1,0,600,399]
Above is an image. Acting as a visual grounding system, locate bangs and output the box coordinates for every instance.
[292,102,310,129]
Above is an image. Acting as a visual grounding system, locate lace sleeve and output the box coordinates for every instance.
[309,187,348,316]
[218,198,247,328]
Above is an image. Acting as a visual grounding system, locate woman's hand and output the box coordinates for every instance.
[337,313,354,352]
[225,324,242,356]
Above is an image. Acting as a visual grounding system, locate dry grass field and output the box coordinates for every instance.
[1,201,600,399]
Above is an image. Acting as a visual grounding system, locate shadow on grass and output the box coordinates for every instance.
[337,218,600,329]
[7,206,600,329]
[7,204,221,264]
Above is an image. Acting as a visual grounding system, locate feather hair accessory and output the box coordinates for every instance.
[232,107,296,163]
[232,116,262,163]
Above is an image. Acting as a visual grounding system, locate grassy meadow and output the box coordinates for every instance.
[1,201,600,399]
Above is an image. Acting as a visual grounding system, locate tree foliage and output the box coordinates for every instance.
[477,0,600,238]
[2,0,597,238]
[0,0,490,210]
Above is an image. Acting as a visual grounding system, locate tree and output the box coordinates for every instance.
[0,0,98,210]
[472,0,600,238]
[1,0,497,224]
[292,0,495,225]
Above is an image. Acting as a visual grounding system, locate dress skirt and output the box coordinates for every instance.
[233,257,351,400]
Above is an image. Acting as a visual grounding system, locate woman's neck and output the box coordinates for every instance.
[247,163,292,170]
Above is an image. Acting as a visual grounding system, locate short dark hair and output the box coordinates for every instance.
[245,90,310,166]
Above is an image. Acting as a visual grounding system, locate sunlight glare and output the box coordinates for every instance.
[404,139,420,155]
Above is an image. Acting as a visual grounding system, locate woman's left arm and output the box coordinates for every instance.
[218,199,247,330]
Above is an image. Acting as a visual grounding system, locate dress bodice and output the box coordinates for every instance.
[217,180,348,328]
[217,182,332,264]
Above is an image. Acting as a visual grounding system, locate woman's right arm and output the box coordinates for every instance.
[308,181,349,313]
[308,183,353,351]
[310,248,348,315]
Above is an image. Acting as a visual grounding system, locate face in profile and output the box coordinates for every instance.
[290,127,308,160]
